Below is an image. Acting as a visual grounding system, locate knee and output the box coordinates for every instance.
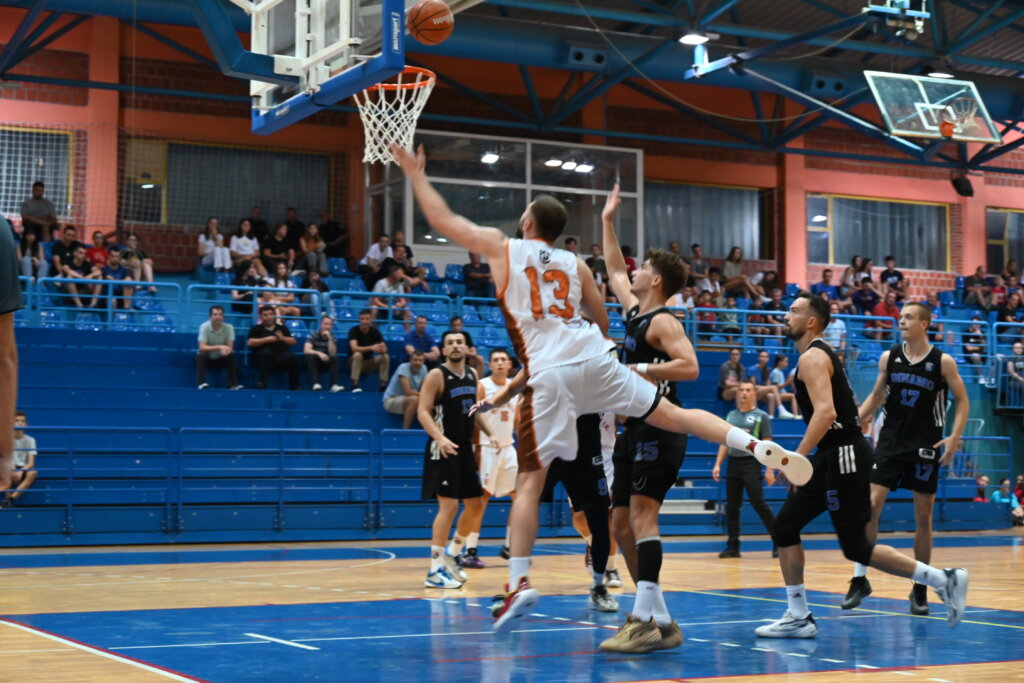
[771,514,802,548]
[838,531,874,565]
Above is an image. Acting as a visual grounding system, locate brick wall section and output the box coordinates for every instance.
[0,45,89,106]
[804,128,953,181]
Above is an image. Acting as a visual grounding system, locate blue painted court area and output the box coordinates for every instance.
[1,534,1020,569]
[5,588,1023,682]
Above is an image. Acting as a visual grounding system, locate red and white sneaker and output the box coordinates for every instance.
[491,577,539,633]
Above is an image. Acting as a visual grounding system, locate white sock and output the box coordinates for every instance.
[726,427,757,453]
[853,563,868,578]
[467,532,479,550]
[651,585,672,626]
[606,554,617,571]
[591,570,605,589]
[509,556,531,587]
[430,545,445,572]
[912,561,948,590]
[785,584,810,618]
[504,527,511,546]
[633,581,657,621]
[446,537,464,556]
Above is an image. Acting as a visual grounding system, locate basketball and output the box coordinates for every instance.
[407,0,454,45]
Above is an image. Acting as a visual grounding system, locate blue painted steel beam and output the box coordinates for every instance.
[16,14,88,63]
[186,0,297,87]
[519,65,544,123]
[944,6,1024,55]
[0,0,50,75]
[948,0,1006,53]
[773,89,873,147]
[486,0,683,27]
[18,10,61,52]
[125,20,218,70]
[970,134,1024,166]
[622,80,764,147]
[750,92,769,144]
[699,0,741,25]
[1,0,250,31]
[406,58,533,123]
[951,0,1024,37]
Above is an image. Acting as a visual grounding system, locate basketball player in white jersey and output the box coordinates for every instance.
[459,347,521,568]
[390,143,809,632]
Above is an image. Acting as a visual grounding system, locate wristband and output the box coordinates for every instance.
[637,363,649,376]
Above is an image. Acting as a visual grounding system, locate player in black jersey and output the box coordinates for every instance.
[756,293,968,638]
[418,330,497,589]
[843,302,970,614]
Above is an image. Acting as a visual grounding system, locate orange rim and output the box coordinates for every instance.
[368,66,436,91]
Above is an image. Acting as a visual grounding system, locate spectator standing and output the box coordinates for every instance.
[990,478,1024,525]
[247,305,299,390]
[810,269,839,301]
[358,234,393,288]
[879,256,907,300]
[196,305,241,390]
[348,309,390,392]
[712,381,776,558]
[298,223,328,276]
[371,264,411,325]
[851,277,881,315]
[449,315,484,378]
[383,349,428,428]
[261,222,294,274]
[463,251,494,299]
[50,225,82,277]
[718,347,745,401]
[283,207,305,252]
[3,411,37,509]
[16,230,48,281]
[120,233,156,291]
[247,205,269,243]
[839,255,862,299]
[962,266,990,308]
[198,217,231,272]
[100,247,134,310]
[404,315,441,366]
[962,316,986,369]
[61,245,102,307]
[19,181,58,241]
[871,290,900,340]
[230,260,263,315]
[86,231,110,269]
[586,243,608,282]
[304,315,344,392]
[317,209,348,260]
[823,302,847,362]
[230,219,267,277]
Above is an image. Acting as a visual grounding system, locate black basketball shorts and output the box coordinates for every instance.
[872,448,940,495]
[542,414,610,512]
[610,420,687,509]
[422,439,484,500]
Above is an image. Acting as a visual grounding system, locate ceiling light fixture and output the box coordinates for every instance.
[811,214,827,222]
[481,152,500,164]
[575,164,595,173]
[545,159,562,167]
[561,161,577,170]
[679,29,709,46]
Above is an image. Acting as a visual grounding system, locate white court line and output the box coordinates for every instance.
[689,637,709,642]
[751,647,775,653]
[115,641,265,651]
[784,652,810,658]
[820,658,846,663]
[719,642,741,647]
[244,633,319,651]
[892,672,915,677]
[927,679,953,682]
[0,619,204,682]
[856,664,880,669]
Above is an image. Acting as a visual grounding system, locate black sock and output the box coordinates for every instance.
[583,506,610,575]
[636,536,663,585]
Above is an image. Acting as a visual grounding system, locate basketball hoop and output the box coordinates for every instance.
[354,66,436,165]
[940,97,978,138]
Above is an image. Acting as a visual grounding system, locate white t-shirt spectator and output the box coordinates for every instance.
[230,235,260,257]
[668,293,695,311]
[383,361,428,401]
[697,277,723,296]
[198,233,224,255]
[268,276,294,290]
[373,277,406,295]
[360,243,393,266]
[13,434,36,468]
[824,317,846,349]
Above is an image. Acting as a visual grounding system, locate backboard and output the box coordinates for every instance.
[864,70,1002,144]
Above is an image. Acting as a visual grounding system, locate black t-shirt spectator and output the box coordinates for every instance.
[463,262,492,297]
[348,324,383,354]
[248,322,294,354]
[851,289,880,315]
[962,331,984,350]
[250,218,269,244]
[880,268,904,290]
[51,240,82,270]
[285,219,305,251]
[319,219,347,258]
[263,236,290,262]
[232,275,262,313]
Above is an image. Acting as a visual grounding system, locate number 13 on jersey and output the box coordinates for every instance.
[525,267,574,320]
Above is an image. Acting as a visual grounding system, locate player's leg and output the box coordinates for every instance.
[492,465,548,630]
[458,492,490,569]
[9,469,36,502]
[605,512,622,586]
[611,506,637,582]
[450,495,485,563]
[844,453,899,608]
[426,495,462,588]
[908,466,938,614]
[609,433,638,582]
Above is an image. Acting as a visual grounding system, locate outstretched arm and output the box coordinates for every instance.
[391,144,507,262]
[601,184,638,311]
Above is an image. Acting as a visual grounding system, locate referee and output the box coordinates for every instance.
[713,380,777,558]
[1,215,24,494]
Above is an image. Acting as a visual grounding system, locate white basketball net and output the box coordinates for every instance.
[354,67,436,165]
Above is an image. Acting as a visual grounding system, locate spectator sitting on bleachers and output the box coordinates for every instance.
[261,222,294,276]
[449,315,484,378]
[990,477,1024,525]
[196,304,241,390]
[962,266,990,308]
[747,349,794,419]
[382,349,428,429]
[823,302,847,362]
[393,229,414,264]
[404,315,441,366]
[586,243,608,282]
[879,255,908,301]
[718,347,745,402]
[298,223,328,277]
[3,411,37,509]
[463,251,494,299]
[61,244,102,308]
[50,225,82,277]
[839,255,862,299]
[1004,342,1024,386]
[247,205,269,243]
[283,207,305,252]
[697,266,725,307]
[870,290,900,340]
[973,474,990,502]
[1002,259,1018,282]
[762,288,786,336]
[358,234,393,289]
[667,285,695,316]
[376,245,426,291]
[19,180,58,241]
[858,257,883,295]
[318,209,348,260]
[16,229,48,281]
[962,315,986,369]
[746,297,771,338]
[230,260,263,315]
[810,269,839,301]
[689,243,709,282]
[695,290,716,339]
[247,304,299,390]
[563,236,578,254]
[1008,273,1020,297]
[1014,473,1024,503]
[719,296,742,342]
[989,275,1008,309]
[371,264,411,326]
[752,269,778,302]
[348,309,390,393]
[301,271,332,317]
[722,246,759,300]
[261,261,301,318]
[996,293,1022,344]
[769,354,801,418]
[925,292,944,343]
[101,247,134,310]
[851,276,881,315]
[668,240,682,257]
[198,217,231,272]
[86,230,110,269]
[621,245,637,276]
[304,315,344,392]
[230,219,267,277]
[120,232,156,292]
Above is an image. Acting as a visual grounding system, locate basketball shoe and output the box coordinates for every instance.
[457,547,486,569]
[443,552,468,582]
[425,567,463,589]
[604,569,623,588]
[909,583,929,615]
[589,585,619,612]
[754,612,818,638]
[753,441,813,486]
[656,621,683,650]
[935,568,968,628]
[841,576,872,609]
[491,576,539,633]
[599,616,662,654]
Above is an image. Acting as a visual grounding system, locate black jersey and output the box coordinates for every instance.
[794,339,861,451]
[876,344,947,459]
[622,306,683,410]
[429,364,478,452]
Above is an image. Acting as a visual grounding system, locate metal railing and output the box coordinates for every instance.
[186,283,328,337]
[35,277,184,332]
